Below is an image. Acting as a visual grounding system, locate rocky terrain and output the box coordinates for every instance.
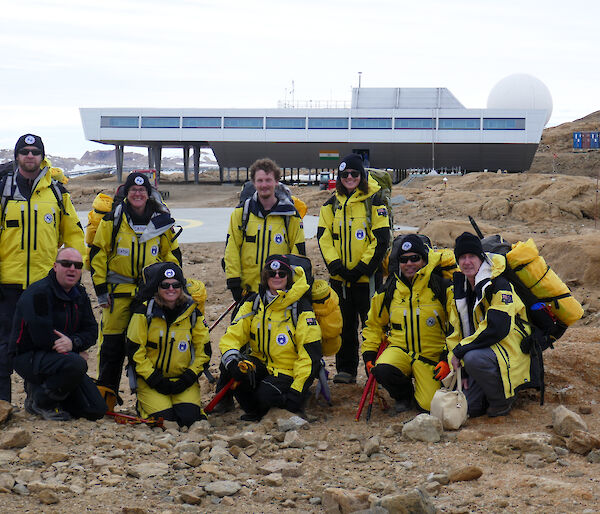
[0,168,599,513]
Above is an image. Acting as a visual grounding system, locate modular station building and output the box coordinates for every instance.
[80,76,552,183]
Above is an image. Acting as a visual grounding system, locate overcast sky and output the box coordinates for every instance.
[0,0,597,158]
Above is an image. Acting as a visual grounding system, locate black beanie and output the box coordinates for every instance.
[338,153,366,179]
[15,134,45,159]
[398,234,429,260]
[454,232,485,261]
[264,254,292,274]
[137,262,185,301]
[124,172,152,195]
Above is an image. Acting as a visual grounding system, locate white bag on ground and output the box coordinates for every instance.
[430,367,468,430]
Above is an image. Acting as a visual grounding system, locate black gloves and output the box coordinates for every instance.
[346,262,369,283]
[327,259,343,277]
[170,369,198,395]
[230,286,244,302]
[226,358,247,383]
[362,351,377,375]
[285,389,304,413]
[146,370,172,395]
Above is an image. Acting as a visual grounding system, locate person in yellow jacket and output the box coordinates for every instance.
[219,254,322,421]
[127,262,210,427]
[362,235,451,412]
[0,134,85,403]
[223,158,305,300]
[317,154,390,383]
[446,232,532,418]
[89,172,182,406]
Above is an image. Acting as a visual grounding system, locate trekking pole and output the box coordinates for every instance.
[355,339,389,422]
[106,411,164,428]
[365,378,378,422]
[468,216,485,240]
[208,299,239,333]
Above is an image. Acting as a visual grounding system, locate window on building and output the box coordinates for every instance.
[266,117,306,129]
[141,117,180,128]
[308,118,349,129]
[182,117,221,128]
[483,118,526,130]
[438,118,480,130]
[224,117,264,129]
[351,118,392,129]
[394,118,434,129]
[100,116,139,128]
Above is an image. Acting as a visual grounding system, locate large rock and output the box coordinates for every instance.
[127,462,169,479]
[373,488,436,514]
[402,414,443,443]
[38,489,59,505]
[322,487,370,513]
[258,459,303,477]
[283,430,304,449]
[448,466,483,482]
[277,415,308,432]
[566,430,600,455]
[363,436,380,457]
[552,406,588,436]
[0,400,13,424]
[229,431,261,448]
[204,480,241,497]
[0,428,31,449]
[487,432,563,459]
[0,472,15,492]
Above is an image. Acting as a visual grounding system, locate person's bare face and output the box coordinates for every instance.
[458,253,483,281]
[253,170,277,202]
[399,252,425,281]
[53,248,83,291]
[16,146,43,174]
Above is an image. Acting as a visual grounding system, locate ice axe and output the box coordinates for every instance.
[355,338,389,422]
[204,359,256,413]
[106,411,164,428]
[468,216,485,240]
[208,299,239,333]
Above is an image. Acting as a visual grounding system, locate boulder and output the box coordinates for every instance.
[487,432,563,459]
[552,406,588,436]
[0,400,13,425]
[373,488,436,514]
[0,428,31,449]
[277,415,308,432]
[402,414,443,443]
[322,487,370,513]
[204,480,241,497]
[566,430,600,455]
[448,466,483,482]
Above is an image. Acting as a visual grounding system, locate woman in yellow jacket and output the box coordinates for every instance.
[317,154,390,383]
[127,262,211,427]
[90,172,182,405]
[446,233,532,418]
[362,235,451,412]
[219,254,322,421]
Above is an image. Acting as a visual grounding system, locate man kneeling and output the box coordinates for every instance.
[12,248,106,421]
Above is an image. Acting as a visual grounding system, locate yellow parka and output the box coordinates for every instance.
[317,175,390,284]
[224,193,305,293]
[127,297,211,380]
[0,166,85,288]
[362,251,451,364]
[446,254,532,399]
[89,201,181,301]
[219,266,322,394]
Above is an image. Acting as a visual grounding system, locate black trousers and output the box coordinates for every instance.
[0,287,23,402]
[14,351,107,420]
[330,280,372,377]
[221,358,295,418]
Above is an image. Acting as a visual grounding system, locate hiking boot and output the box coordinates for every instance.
[24,395,35,415]
[211,394,235,414]
[30,402,71,421]
[333,372,356,384]
[393,399,412,414]
[486,398,515,418]
[240,412,261,422]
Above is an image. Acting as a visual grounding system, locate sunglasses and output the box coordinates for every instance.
[267,270,288,278]
[399,255,422,263]
[339,170,361,179]
[57,259,84,270]
[18,148,42,156]
[159,281,182,290]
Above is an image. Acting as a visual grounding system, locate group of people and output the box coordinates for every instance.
[0,135,534,427]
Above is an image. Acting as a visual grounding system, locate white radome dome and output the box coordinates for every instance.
[487,74,553,125]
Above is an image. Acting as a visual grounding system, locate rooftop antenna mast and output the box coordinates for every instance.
[356,72,362,107]
[291,80,295,107]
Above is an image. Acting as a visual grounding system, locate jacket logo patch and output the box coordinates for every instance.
[377,207,387,216]
[116,247,130,256]
[203,319,208,327]
[150,245,159,256]
[355,229,366,240]
[276,333,288,346]
[44,214,53,224]
[501,293,513,304]
[306,317,317,326]
[426,316,436,327]
[178,341,188,352]
[299,222,303,229]
[274,233,284,244]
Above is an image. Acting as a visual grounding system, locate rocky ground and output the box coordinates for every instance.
[0,169,600,513]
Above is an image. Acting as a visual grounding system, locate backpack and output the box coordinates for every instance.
[243,254,342,355]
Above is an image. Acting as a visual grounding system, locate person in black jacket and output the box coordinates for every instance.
[11,247,106,421]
